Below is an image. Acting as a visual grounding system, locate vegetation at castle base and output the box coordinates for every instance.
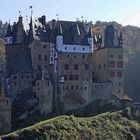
[1,108,140,140]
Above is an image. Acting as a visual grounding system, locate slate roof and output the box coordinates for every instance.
[28,17,93,45]
[53,20,92,45]
[5,15,93,46]
[12,48,33,74]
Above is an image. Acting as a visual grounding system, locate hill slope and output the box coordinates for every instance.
[1,108,140,140]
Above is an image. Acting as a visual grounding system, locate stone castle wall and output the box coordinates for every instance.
[0,94,11,135]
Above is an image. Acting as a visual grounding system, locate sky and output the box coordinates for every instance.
[0,0,140,27]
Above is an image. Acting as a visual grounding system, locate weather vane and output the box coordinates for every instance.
[56,14,59,20]
[18,11,21,17]
[29,6,33,16]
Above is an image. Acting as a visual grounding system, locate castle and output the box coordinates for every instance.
[0,14,124,134]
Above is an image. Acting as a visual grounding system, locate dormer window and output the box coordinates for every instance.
[34,25,37,29]
[83,48,85,51]
[65,47,67,50]
[43,45,47,49]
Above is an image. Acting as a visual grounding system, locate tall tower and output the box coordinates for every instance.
[0,79,11,135]
[5,16,29,77]
[94,25,124,98]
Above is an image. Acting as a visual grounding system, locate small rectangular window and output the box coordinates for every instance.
[38,54,41,61]
[82,55,85,58]
[26,75,29,79]
[118,55,122,59]
[67,55,69,58]
[104,64,106,68]
[98,64,101,69]
[71,85,74,90]
[64,75,67,80]
[110,54,113,58]
[64,64,69,70]
[74,64,79,70]
[109,70,115,78]
[75,75,79,80]
[38,65,41,70]
[21,75,24,79]
[117,71,123,77]
[31,75,34,79]
[117,61,123,68]
[43,45,47,49]
[44,55,47,61]
[69,75,73,80]
[119,82,121,87]
[85,64,89,70]
[109,61,115,67]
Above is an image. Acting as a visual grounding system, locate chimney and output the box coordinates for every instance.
[18,16,23,23]
[42,15,46,25]
[51,19,56,29]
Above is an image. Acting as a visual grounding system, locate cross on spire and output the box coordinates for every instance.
[19,11,21,17]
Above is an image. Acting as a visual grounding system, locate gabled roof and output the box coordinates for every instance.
[12,48,33,74]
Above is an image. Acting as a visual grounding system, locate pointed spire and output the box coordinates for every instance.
[57,24,62,36]
[5,23,12,37]
[119,31,123,46]
[28,12,34,42]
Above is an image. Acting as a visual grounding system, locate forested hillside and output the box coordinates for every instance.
[2,108,140,140]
